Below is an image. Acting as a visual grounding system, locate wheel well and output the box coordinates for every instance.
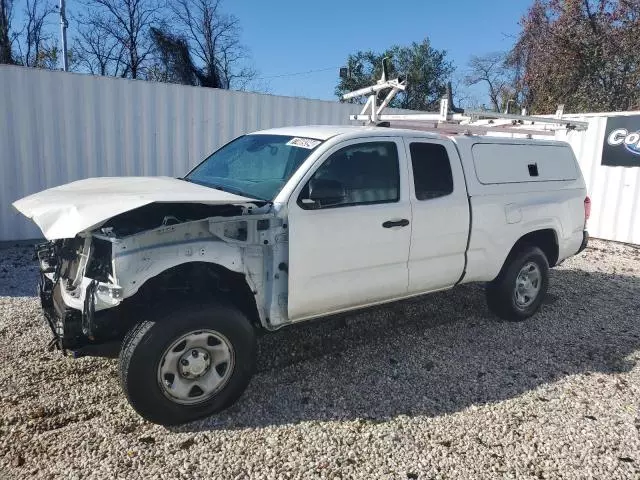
[134,262,262,328]
[510,229,559,267]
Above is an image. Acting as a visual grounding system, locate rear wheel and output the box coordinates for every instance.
[485,245,549,321]
[119,301,256,425]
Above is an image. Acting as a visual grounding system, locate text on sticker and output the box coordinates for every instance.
[286,137,322,149]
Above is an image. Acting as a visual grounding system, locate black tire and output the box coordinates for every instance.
[485,245,549,321]
[119,301,256,425]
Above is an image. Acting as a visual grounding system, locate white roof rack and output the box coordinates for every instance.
[341,61,589,135]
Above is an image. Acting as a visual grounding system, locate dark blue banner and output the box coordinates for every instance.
[603,115,640,167]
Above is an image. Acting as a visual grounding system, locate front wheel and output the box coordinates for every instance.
[485,245,549,321]
[119,301,256,425]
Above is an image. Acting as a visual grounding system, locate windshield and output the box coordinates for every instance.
[185,134,323,201]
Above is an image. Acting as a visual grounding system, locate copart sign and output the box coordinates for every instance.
[603,115,640,167]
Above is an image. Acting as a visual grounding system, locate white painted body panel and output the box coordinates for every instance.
[462,191,584,282]
[286,137,411,321]
[452,137,587,282]
[287,202,412,320]
[15,125,588,332]
[279,128,585,323]
[472,143,578,184]
[403,137,469,293]
[12,176,256,240]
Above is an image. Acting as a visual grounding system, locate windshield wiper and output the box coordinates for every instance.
[229,188,269,202]
[181,176,269,202]
[182,177,225,191]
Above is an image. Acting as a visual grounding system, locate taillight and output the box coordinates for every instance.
[584,196,591,221]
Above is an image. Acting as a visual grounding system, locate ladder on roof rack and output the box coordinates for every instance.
[341,60,589,134]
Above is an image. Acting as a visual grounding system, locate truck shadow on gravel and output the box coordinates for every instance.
[180,266,640,432]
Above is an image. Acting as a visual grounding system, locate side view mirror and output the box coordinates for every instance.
[303,178,346,206]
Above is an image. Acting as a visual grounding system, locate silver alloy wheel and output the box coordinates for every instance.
[513,261,542,308]
[157,330,234,405]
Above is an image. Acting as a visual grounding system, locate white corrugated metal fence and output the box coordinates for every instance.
[557,114,640,245]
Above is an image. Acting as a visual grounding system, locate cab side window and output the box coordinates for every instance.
[299,142,400,209]
[410,142,454,200]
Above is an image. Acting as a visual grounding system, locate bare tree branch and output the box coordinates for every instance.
[465,52,513,112]
[167,0,255,89]
[18,0,56,67]
[73,10,126,76]
[2,0,62,69]
[78,0,161,78]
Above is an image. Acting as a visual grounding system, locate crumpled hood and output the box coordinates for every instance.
[13,176,257,240]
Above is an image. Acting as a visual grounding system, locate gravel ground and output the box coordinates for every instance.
[1,239,639,479]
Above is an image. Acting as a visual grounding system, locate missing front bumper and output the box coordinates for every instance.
[39,273,128,352]
[40,274,84,351]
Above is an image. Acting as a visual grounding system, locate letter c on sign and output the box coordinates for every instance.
[608,128,628,146]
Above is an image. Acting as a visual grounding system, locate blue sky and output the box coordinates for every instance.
[232,0,533,103]
[13,0,533,105]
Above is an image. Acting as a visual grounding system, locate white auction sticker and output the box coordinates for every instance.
[286,137,321,149]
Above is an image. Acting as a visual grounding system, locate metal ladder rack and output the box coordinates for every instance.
[341,61,589,136]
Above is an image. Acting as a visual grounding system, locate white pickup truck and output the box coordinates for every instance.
[14,125,590,425]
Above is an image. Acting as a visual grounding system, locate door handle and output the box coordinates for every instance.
[382,219,410,228]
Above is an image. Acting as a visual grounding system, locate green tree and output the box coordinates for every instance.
[335,39,454,111]
[509,0,640,113]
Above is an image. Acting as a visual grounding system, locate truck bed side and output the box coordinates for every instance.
[452,137,587,283]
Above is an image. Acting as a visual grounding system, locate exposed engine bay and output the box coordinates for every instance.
[36,202,289,352]
[99,202,247,237]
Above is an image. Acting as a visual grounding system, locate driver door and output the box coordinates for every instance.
[286,138,412,321]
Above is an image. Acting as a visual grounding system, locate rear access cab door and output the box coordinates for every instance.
[286,137,412,321]
[403,138,470,294]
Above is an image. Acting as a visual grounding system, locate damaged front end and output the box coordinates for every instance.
[34,201,288,354]
[13,175,297,353]
[36,236,126,351]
